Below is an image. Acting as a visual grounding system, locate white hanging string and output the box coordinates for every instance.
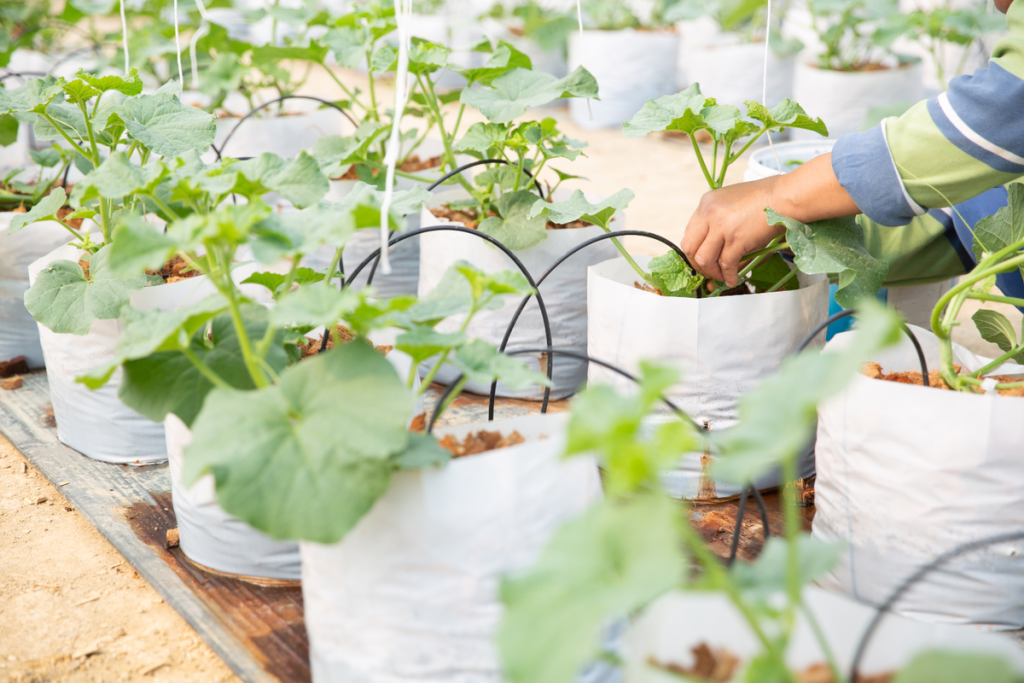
[191,0,211,90]
[120,0,130,73]
[576,0,592,119]
[378,0,414,276]
[173,0,184,89]
[762,0,782,175]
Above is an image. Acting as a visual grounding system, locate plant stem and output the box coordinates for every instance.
[782,457,802,633]
[211,244,268,388]
[256,258,299,358]
[600,227,650,282]
[766,266,800,293]
[969,344,1024,379]
[434,376,468,420]
[801,602,847,683]
[321,65,371,115]
[417,306,475,394]
[690,133,716,190]
[324,246,344,286]
[144,193,180,222]
[706,239,785,297]
[964,292,1024,308]
[38,111,91,163]
[181,346,232,388]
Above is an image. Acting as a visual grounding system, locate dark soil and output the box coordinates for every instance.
[429,204,593,231]
[146,255,203,284]
[298,324,393,358]
[862,361,1024,396]
[632,279,752,297]
[650,646,891,683]
[333,154,443,180]
[437,429,526,457]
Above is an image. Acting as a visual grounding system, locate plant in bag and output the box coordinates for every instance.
[929,182,1024,393]
[498,300,1024,683]
[78,169,551,545]
[483,1,577,58]
[808,0,906,71]
[666,0,801,49]
[622,83,887,301]
[0,0,67,68]
[579,0,682,29]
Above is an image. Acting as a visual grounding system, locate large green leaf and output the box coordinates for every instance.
[401,262,507,326]
[478,189,549,250]
[893,651,1024,683]
[249,203,355,262]
[457,42,532,86]
[450,338,551,389]
[24,245,147,335]
[114,93,216,158]
[107,214,182,276]
[234,151,329,208]
[70,152,169,206]
[394,327,468,367]
[183,339,413,543]
[455,122,508,155]
[119,308,290,427]
[8,188,67,235]
[711,301,902,486]
[0,113,18,147]
[77,70,144,97]
[747,252,799,293]
[746,99,828,138]
[460,67,598,123]
[325,26,371,68]
[499,495,685,683]
[269,286,362,328]
[972,309,1024,364]
[528,189,632,230]
[766,208,888,309]
[621,84,712,137]
[645,251,703,297]
[973,183,1024,261]
[0,77,62,114]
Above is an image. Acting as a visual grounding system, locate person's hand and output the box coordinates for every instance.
[681,153,861,287]
[682,177,785,287]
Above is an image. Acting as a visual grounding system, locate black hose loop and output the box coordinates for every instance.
[487,229,700,420]
[211,95,358,161]
[850,530,1024,683]
[0,71,48,82]
[427,346,701,433]
[426,158,544,199]
[337,225,555,407]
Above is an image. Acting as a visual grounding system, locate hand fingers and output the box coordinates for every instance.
[718,241,748,288]
[681,211,710,265]
[693,232,726,282]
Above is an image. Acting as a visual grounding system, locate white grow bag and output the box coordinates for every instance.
[587,256,828,498]
[814,325,1024,629]
[568,30,679,130]
[208,108,354,161]
[623,587,1024,683]
[301,412,602,683]
[743,140,837,182]
[791,59,923,140]
[0,213,77,366]
[417,189,624,399]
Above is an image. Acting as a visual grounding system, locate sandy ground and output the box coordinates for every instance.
[0,62,1019,681]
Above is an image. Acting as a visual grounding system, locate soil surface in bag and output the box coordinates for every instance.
[437,429,526,457]
[298,324,393,357]
[146,255,204,284]
[633,279,753,297]
[650,643,892,683]
[333,154,442,181]
[430,204,593,231]
[862,362,1024,397]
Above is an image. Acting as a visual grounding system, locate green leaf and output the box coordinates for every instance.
[478,189,549,250]
[8,187,66,235]
[766,208,888,309]
[973,183,1024,262]
[747,253,799,293]
[269,286,362,328]
[455,122,508,155]
[474,165,520,191]
[646,252,702,297]
[745,99,828,137]
[77,69,144,96]
[70,153,169,206]
[729,535,844,602]
[114,93,217,158]
[528,189,632,230]
[24,245,147,335]
[0,77,63,114]
[711,301,903,486]
[972,309,1024,363]
[77,295,228,389]
[499,495,685,683]
[107,215,181,276]
[0,113,18,147]
[234,151,329,209]
[395,327,468,366]
[457,42,533,86]
[622,84,711,137]
[450,338,551,389]
[29,146,63,168]
[460,67,598,123]
[390,431,451,470]
[325,26,371,69]
[893,651,1024,683]
[119,308,291,427]
[183,339,413,543]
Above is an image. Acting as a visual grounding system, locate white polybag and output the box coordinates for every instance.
[417,189,623,399]
[301,412,602,683]
[814,324,1024,629]
[791,60,924,140]
[0,213,77,366]
[743,140,837,182]
[207,108,355,161]
[587,256,828,498]
[568,30,679,130]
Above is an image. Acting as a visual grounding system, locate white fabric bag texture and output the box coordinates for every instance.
[301,412,602,683]
[791,60,923,139]
[0,213,77,366]
[207,108,355,161]
[587,256,827,498]
[568,30,679,129]
[814,325,1024,629]
[417,189,623,399]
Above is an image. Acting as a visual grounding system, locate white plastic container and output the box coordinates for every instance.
[743,140,837,182]
[0,212,77,367]
[814,325,1024,629]
[568,29,679,129]
[791,59,924,139]
[301,412,602,683]
[417,188,624,399]
[208,107,355,161]
[587,256,828,498]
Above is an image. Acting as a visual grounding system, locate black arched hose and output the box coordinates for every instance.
[321,226,556,411]
[426,158,544,199]
[0,71,47,82]
[486,229,702,420]
[211,95,358,161]
[726,486,773,567]
[427,346,703,433]
[850,530,1024,682]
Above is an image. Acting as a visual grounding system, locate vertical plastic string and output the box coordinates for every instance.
[173,0,184,89]
[576,0,592,120]
[762,0,782,173]
[191,0,211,90]
[119,0,130,74]
[378,0,413,276]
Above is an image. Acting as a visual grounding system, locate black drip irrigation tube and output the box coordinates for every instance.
[726,307,931,568]
[425,158,545,198]
[849,530,1024,682]
[210,95,358,161]
[486,229,701,421]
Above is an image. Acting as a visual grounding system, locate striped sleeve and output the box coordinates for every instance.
[831,0,1024,226]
